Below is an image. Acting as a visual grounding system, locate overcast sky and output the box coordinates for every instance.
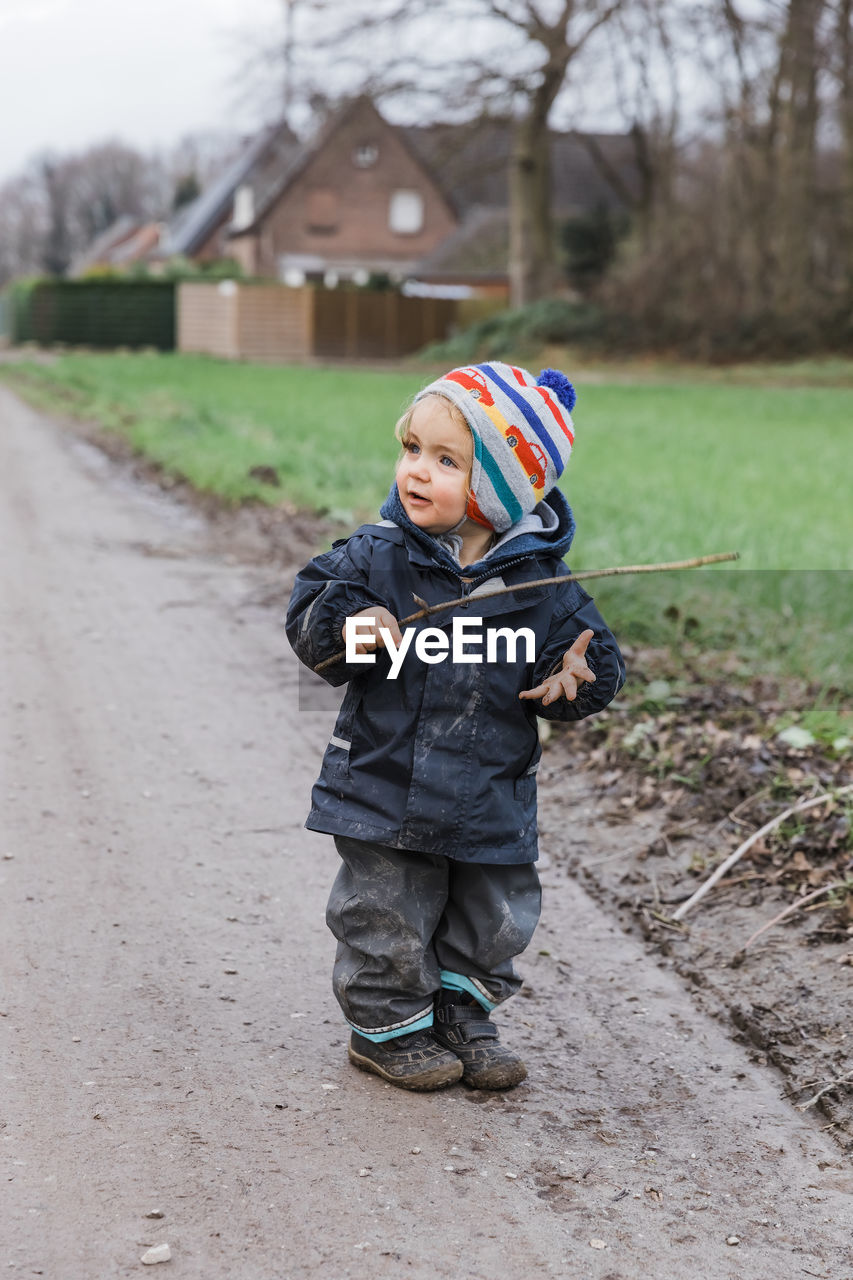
[0,0,697,188]
[0,0,282,182]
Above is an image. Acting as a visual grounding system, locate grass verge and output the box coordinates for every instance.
[1,351,850,708]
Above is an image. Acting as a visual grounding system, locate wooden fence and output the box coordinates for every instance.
[177,282,457,362]
[311,289,456,359]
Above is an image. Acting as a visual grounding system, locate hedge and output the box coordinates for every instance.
[7,279,175,350]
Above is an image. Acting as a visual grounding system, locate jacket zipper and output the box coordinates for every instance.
[457,555,535,604]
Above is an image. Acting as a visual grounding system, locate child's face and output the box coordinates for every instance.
[396,397,474,534]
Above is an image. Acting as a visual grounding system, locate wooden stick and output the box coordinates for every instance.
[798,1069,853,1112]
[671,785,853,922]
[313,550,739,674]
[738,881,850,955]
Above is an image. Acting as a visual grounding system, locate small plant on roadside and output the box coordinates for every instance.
[823,878,853,916]
[637,678,684,713]
[646,751,677,783]
[774,699,853,751]
[621,720,658,758]
[670,751,714,792]
[769,769,802,802]
[773,816,809,847]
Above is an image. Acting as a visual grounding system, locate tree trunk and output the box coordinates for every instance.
[41,162,73,278]
[771,0,824,316]
[838,0,853,293]
[508,19,574,310]
[509,114,556,306]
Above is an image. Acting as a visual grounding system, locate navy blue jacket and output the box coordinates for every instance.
[285,487,625,863]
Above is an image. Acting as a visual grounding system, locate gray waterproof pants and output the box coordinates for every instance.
[327,835,541,1042]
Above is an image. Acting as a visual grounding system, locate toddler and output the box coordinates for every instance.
[286,361,625,1090]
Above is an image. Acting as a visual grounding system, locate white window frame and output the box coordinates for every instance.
[388,189,424,236]
[232,185,254,231]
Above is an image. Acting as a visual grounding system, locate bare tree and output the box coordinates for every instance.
[64,142,162,248]
[5,143,162,278]
[162,130,244,207]
[583,0,689,243]
[831,0,853,289]
[0,172,47,286]
[254,0,627,305]
[500,2,624,303]
[0,131,240,284]
[40,158,76,277]
[768,0,826,314]
[591,0,853,354]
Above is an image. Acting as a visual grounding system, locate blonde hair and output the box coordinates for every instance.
[394,392,468,447]
[394,393,477,512]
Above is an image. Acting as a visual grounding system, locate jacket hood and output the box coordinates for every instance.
[379,481,576,579]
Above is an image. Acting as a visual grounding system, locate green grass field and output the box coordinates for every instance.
[2,352,850,702]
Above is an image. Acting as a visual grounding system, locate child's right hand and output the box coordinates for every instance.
[343,607,403,654]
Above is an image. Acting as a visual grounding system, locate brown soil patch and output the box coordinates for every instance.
[538,648,853,1149]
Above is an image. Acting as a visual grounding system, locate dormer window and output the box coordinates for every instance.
[232,184,255,231]
[388,189,424,235]
[353,142,379,168]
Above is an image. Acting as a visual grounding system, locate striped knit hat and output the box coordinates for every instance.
[415,362,577,533]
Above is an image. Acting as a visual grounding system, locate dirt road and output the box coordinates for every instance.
[2,385,852,1280]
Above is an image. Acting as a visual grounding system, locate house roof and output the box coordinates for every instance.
[413,205,510,281]
[234,96,456,238]
[405,122,639,281]
[159,120,301,258]
[402,120,640,217]
[227,104,347,237]
[70,215,141,276]
[109,222,164,265]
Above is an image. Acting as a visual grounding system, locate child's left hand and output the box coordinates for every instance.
[519,629,596,706]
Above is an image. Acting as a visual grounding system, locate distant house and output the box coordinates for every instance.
[184,98,460,286]
[156,120,302,267]
[71,216,164,276]
[151,98,638,295]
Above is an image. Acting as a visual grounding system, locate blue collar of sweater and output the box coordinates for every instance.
[379,483,576,579]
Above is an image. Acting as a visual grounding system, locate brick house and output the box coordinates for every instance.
[160,99,458,286]
[71,216,165,276]
[156,120,302,268]
[157,97,637,294]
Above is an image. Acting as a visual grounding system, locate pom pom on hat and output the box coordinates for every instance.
[414,360,577,533]
[537,367,577,413]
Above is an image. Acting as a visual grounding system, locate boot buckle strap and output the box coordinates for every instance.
[456,1017,498,1044]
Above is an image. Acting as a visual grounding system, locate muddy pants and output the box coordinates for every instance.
[327,835,542,1042]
